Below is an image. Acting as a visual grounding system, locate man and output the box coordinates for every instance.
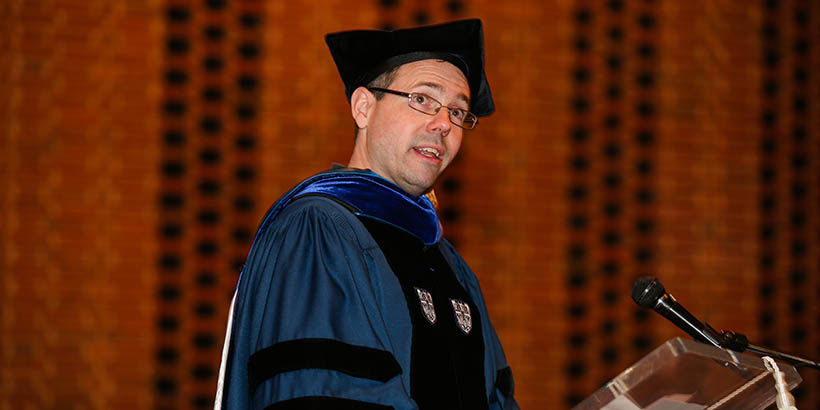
[215,19,518,410]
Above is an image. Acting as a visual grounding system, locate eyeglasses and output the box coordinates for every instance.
[368,87,478,130]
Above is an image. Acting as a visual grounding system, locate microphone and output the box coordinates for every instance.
[631,276,725,348]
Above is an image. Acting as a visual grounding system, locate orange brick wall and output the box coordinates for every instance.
[1,1,162,409]
[1,1,818,409]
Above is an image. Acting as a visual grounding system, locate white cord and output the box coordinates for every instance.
[762,356,798,410]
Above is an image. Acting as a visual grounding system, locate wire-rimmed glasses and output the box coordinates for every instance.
[368,87,478,130]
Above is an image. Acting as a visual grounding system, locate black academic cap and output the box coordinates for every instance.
[325,19,494,117]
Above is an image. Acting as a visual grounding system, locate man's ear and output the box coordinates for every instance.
[350,86,374,129]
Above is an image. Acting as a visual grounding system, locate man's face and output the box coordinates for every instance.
[352,60,470,197]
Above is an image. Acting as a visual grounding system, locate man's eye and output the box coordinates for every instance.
[450,109,466,120]
[412,94,429,105]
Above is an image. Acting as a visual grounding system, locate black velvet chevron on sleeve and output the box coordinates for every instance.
[495,366,514,398]
[248,338,402,395]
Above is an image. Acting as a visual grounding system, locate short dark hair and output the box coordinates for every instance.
[365,65,401,100]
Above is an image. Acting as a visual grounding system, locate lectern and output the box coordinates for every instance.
[573,338,802,410]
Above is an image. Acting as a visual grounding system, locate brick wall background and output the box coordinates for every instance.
[1,1,818,409]
[2,1,163,408]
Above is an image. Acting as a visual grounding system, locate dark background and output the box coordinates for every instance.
[1,0,818,409]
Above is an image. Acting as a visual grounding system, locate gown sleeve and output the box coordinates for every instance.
[217,196,415,410]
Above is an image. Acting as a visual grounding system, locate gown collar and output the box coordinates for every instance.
[267,168,442,245]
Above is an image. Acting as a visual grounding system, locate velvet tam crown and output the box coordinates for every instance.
[325,19,494,117]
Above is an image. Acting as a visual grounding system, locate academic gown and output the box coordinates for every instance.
[215,169,519,410]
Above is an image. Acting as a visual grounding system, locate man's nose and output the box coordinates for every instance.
[427,108,452,135]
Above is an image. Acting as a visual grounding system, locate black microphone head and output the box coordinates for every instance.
[632,276,666,308]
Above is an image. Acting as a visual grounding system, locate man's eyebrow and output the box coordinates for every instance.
[414,82,470,106]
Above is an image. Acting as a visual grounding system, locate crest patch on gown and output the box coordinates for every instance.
[450,299,472,335]
[415,287,436,324]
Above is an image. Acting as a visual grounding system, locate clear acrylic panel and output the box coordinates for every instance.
[573,338,802,410]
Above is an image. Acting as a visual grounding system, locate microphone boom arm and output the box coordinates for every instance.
[720,329,820,371]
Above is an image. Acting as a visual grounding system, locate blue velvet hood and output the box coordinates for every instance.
[257,168,442,246]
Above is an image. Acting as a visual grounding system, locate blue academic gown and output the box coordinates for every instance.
[215,169,518,410]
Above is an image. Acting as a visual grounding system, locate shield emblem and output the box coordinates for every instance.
[415,287,436,324]
[450,299,472,335]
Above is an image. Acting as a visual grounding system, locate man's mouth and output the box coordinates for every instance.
[413,146,441,159]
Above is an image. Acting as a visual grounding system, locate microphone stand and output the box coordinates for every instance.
[718,329,820,371]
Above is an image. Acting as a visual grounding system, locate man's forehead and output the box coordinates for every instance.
[393,60,471,103]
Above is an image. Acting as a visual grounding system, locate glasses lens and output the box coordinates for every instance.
[408,93,439,115]
[459,113,477,129]
[408,92,477,130]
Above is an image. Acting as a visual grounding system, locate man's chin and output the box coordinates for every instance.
[398,177,437,197]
